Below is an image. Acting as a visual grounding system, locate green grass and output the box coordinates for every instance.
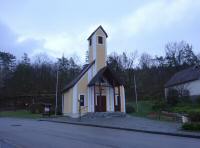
[127,100,178,122]
[128,100,154,117]
[0,110,42,119]
[170,103,200,114]
[128,100,200,122]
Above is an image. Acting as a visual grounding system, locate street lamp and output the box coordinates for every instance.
[134,73,138,112]
[55,67,59,116]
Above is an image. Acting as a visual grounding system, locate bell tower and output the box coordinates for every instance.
[88,26,108,75]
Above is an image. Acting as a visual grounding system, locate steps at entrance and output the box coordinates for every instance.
[82,112,126,119]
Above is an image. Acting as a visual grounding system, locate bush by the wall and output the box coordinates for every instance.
[188,111,200,122]
[196,96,200,104]
[126,104,135,113]
[167,89,179,106]
[152,100,166,112]
[29,103,43,114]
[182,123,200,131]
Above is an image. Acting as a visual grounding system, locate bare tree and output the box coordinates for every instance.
[139,53,153,69]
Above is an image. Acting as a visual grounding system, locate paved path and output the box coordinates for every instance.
[41,115,200,137]
[0,118,200,148]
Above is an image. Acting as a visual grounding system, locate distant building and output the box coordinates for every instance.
[62,26,126,118]
[164,66,200,101]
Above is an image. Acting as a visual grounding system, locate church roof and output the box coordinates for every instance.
[88,66,123,86]
[62,60,95,92]
[164,66,200,88]
[87,25,108,40]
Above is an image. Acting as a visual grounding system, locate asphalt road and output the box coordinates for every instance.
[0,118,200,148]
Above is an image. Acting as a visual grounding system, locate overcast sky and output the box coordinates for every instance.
[0,0,200,63]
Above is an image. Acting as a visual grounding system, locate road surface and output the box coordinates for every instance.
[0,118,200,148]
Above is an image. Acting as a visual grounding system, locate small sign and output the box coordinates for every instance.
[45,107,50,112]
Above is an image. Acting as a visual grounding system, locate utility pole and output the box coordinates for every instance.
[55,68,59,116]
[134,73,138,112]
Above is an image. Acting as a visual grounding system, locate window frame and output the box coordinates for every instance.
[97,36,103,44]
[79,94,85,106]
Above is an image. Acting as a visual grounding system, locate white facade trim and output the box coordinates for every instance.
[88,67,92,112]
[72,84,78,114]
[62,94,64,114]
[122,86,126,112]
[91,86,94,112]
[105,36,107,65]
[106,87,110,111]
[109,87,114,111]
[87,87,91,112]
[92,34,97,75]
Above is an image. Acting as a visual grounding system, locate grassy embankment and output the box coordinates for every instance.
[0,110,42,119]
[127,100,200,122]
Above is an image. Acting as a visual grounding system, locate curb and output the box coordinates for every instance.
[39,119,200,139]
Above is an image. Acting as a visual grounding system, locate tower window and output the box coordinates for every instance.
[89,38,92,46]
[98,36,103,44]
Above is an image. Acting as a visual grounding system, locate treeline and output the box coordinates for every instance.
[0,41,200,106]
[107,41,200,102]
[0,53,81,109]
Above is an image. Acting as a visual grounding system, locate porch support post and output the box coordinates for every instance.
[113,85,116,112]
[94,85,96,112]
[118,85,121,112]
[99,81,102,112]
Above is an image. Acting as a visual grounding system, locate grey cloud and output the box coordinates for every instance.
[0,21,44,59]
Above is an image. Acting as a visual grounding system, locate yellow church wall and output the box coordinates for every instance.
[95,28,106,71]
[120,86,125,112]
[63,88,73,114]
[77,70,89,113]
[96,46,106,71]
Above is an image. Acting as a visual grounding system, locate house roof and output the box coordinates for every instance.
[88,66,123,86]
[164,66,200,88]
[62,60,95,92]
[87,25,108,40]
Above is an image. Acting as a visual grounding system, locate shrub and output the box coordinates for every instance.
[196,96,200,104]
[152,100,166,112]
[29,103,43,114]
[188,111,200,122]
[182,123,200,131]
[167,89,179,106]
[172,106,190,113]
[126,104,135,113]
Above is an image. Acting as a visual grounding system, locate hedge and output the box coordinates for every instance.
[182,123,200,131]
[126,104,135,113]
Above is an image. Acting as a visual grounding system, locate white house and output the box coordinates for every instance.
[164,65,200,101]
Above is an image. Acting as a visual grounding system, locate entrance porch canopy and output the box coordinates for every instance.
[88,66,123,87]
[88,66,123,112]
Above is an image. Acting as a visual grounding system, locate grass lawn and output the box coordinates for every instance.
[0,110,42,119]
[127,100,181,122]
[128,100,154,117]
[128,100,200,122]
[170,103,200,114]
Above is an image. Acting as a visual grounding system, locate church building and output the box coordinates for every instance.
[62,26,126,117]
